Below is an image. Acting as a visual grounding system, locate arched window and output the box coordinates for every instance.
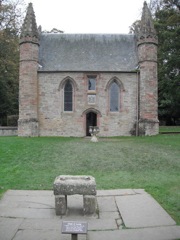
[110,81,120,112]
[64,80,73,111]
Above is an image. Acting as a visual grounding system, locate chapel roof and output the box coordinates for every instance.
[38,33,138,72]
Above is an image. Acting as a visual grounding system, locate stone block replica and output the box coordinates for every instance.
[53,175,97,215]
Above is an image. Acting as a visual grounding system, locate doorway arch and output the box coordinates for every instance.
[86,112,97,136]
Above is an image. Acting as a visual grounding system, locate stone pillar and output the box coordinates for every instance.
[83,195,97,214]
[55,195,67,215]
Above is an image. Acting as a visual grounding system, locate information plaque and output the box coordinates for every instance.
[62,221,88,234]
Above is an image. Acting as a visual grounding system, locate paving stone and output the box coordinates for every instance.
[0,217,23,240]
[20,218,117,232]
[20,218,62,230]
[62,214,98,221]
[115,194,176,228]
[0,195,54,209]
[59,195,98,219]
[0,189,179,240]
[97,196,117,212]
[13,229,87,240]
[116,218,123,228]
[88,226,180,240]
[133,189,146,194]
[67,195,83,208]
[15,212,117,232]
[4,190,53,197]
[0,207,56,219]
[97,189,135,196]
[61,195,85,217]
[88,218,118,230]
[99,211,120,219]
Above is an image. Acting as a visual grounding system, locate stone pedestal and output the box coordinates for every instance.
[91,135,98,142]
[53,175,97,215]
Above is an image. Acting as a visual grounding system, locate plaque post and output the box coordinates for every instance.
[72,233,78,240]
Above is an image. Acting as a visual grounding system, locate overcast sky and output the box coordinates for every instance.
[23,0,150,34]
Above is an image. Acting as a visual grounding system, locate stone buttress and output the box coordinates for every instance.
[137,1,159,135]
[18,3,39,136]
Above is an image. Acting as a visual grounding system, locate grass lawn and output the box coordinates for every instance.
[159,126,180,133]
[0,135,180,224]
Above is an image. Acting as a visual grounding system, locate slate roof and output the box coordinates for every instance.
[38,33,138,72]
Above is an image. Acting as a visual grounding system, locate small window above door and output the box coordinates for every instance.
[88,76,96,91]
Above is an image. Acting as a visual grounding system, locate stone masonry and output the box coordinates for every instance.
[53,175,97,215]
[18,3,39,137]
[137,1,159,135]
[18,2,159,137]
[38,72,137,137]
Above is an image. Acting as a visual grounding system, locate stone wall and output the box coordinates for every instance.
[38,72,138,137]
[0,127,18,136]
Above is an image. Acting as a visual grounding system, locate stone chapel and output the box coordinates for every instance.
[18,1,159,137]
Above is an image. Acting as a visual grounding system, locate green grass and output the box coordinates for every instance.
[159,126,180,132]
[0,135,180,224]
